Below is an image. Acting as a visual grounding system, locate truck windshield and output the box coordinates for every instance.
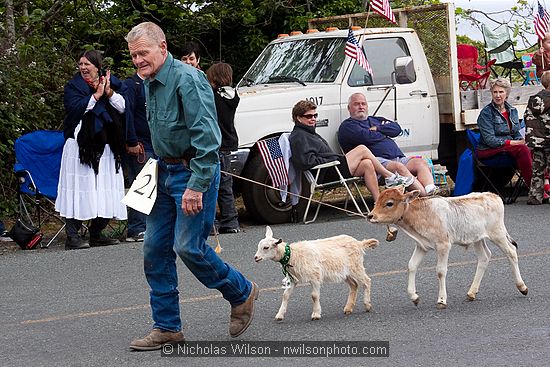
[239,38,346,86]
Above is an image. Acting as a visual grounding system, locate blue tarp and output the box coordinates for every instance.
[14,130,65,200]
[453,148,474,196]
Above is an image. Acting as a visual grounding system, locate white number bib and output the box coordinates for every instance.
[121,158,158,215]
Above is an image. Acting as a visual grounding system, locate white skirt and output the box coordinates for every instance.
[55,123,127,220]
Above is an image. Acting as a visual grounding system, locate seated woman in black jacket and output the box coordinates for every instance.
[289,100,413,202]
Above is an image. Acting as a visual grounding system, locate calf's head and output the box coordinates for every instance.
[368,187,420,224]
[254,225,283,262]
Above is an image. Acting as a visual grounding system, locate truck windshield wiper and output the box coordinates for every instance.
[268,75,307,86]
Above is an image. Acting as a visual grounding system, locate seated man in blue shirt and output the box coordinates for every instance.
[338,93,437,197]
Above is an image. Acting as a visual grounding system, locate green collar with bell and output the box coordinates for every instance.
[278,241,296,283]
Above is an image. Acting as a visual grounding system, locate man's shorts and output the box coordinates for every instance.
[377,156,412,168]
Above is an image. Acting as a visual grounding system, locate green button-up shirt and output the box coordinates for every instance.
[145,53,221,192]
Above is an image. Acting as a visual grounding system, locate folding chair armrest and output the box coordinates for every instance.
[311,160,340,170]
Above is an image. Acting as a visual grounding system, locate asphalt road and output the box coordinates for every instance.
[1,198,549,367]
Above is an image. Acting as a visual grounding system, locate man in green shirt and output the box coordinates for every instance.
[126,22,258,351]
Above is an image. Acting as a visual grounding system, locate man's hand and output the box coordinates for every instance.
[182,188,203,216]
[126,144,143,156]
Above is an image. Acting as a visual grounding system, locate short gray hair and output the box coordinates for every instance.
[489,77,511,95]
[125,22,166,44]
[348,92,366,106]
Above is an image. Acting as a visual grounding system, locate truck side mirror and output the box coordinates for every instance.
[394,56,416,84]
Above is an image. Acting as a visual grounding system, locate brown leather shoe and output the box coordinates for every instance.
[229,282,259,337]
[129,328,185,351]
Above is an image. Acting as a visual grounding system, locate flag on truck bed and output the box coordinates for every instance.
[535,1,550,40]
[371,0,397,24]
[258,137,289,188]
[345,28,373,75]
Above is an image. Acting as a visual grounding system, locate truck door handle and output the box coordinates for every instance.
[409,90,428,97]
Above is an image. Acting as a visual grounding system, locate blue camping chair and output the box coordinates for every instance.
[14,130,65,247]
[465,129,525,204]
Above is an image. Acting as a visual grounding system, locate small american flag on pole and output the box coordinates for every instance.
[257,137,289,188]
[535,1,550,40]
[371,0,397,25]
[345,28,373,76]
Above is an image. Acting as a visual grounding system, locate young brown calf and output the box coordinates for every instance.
[367,187,528,309]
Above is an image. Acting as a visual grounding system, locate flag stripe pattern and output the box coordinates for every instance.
[257,138,289,188]
[371,0,397,24]
[535,1,550,40]
[345,28,373,75]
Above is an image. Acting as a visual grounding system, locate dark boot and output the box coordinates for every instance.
[65,236,90,250]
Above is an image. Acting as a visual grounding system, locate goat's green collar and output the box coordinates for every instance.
[278,240,295,283]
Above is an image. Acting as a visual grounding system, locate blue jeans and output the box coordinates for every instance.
[125,150,155,237]
[144,161,252,332]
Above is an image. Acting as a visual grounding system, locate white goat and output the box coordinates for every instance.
[367,186,528,309]
[254,226,378,321]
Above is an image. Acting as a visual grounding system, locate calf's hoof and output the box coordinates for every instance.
[518,285,528,296]
[411,295,420,306]
[466,293,476,301]
[365,304,372,312]
[311,313,321,320]
[436,302,447,310]
[274,314,284,321]
[343,308,353,315]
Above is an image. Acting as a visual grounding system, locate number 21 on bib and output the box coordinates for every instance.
[121,158,158,215]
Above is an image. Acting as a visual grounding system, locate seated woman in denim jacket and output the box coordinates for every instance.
[476,77,533,188]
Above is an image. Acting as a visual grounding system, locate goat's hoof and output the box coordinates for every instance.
[275,315,284,321]
[466,293,476,301]
[365,304,373,312]
[311,314,321,320]
[519,286,528,295]
[343,309,353,315]
[436,302,447,310]
[411,296,420,306]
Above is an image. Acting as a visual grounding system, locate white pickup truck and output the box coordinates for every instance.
[228,3,538,224]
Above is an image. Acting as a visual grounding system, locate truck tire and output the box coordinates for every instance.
[241,153,309,224]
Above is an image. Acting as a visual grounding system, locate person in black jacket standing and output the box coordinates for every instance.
[206,63,240,233]
[122,71,154,241]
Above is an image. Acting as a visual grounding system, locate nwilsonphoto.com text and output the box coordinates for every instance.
[161,341,389,357]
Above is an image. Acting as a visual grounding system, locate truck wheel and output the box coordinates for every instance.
[241,153,309,224]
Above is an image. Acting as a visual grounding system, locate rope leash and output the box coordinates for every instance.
[220,170,398,242]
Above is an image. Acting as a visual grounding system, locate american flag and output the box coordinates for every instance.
[371,0,397,25]
[345,28,373,75]
[257,137,289,188]
[535,1,550,40]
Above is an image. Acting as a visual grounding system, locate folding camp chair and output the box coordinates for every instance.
[466,129,525,204]
[14,130,66,248]
[457,44,495,90]
[275,133,370,224]
[481,25,524,82]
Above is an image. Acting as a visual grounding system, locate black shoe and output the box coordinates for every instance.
[218,227,240,234]
[65,237,90,250]
[89,234,120,246]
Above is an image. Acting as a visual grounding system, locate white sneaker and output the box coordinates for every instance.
[126,232,145,242]
[385,173,415,188]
